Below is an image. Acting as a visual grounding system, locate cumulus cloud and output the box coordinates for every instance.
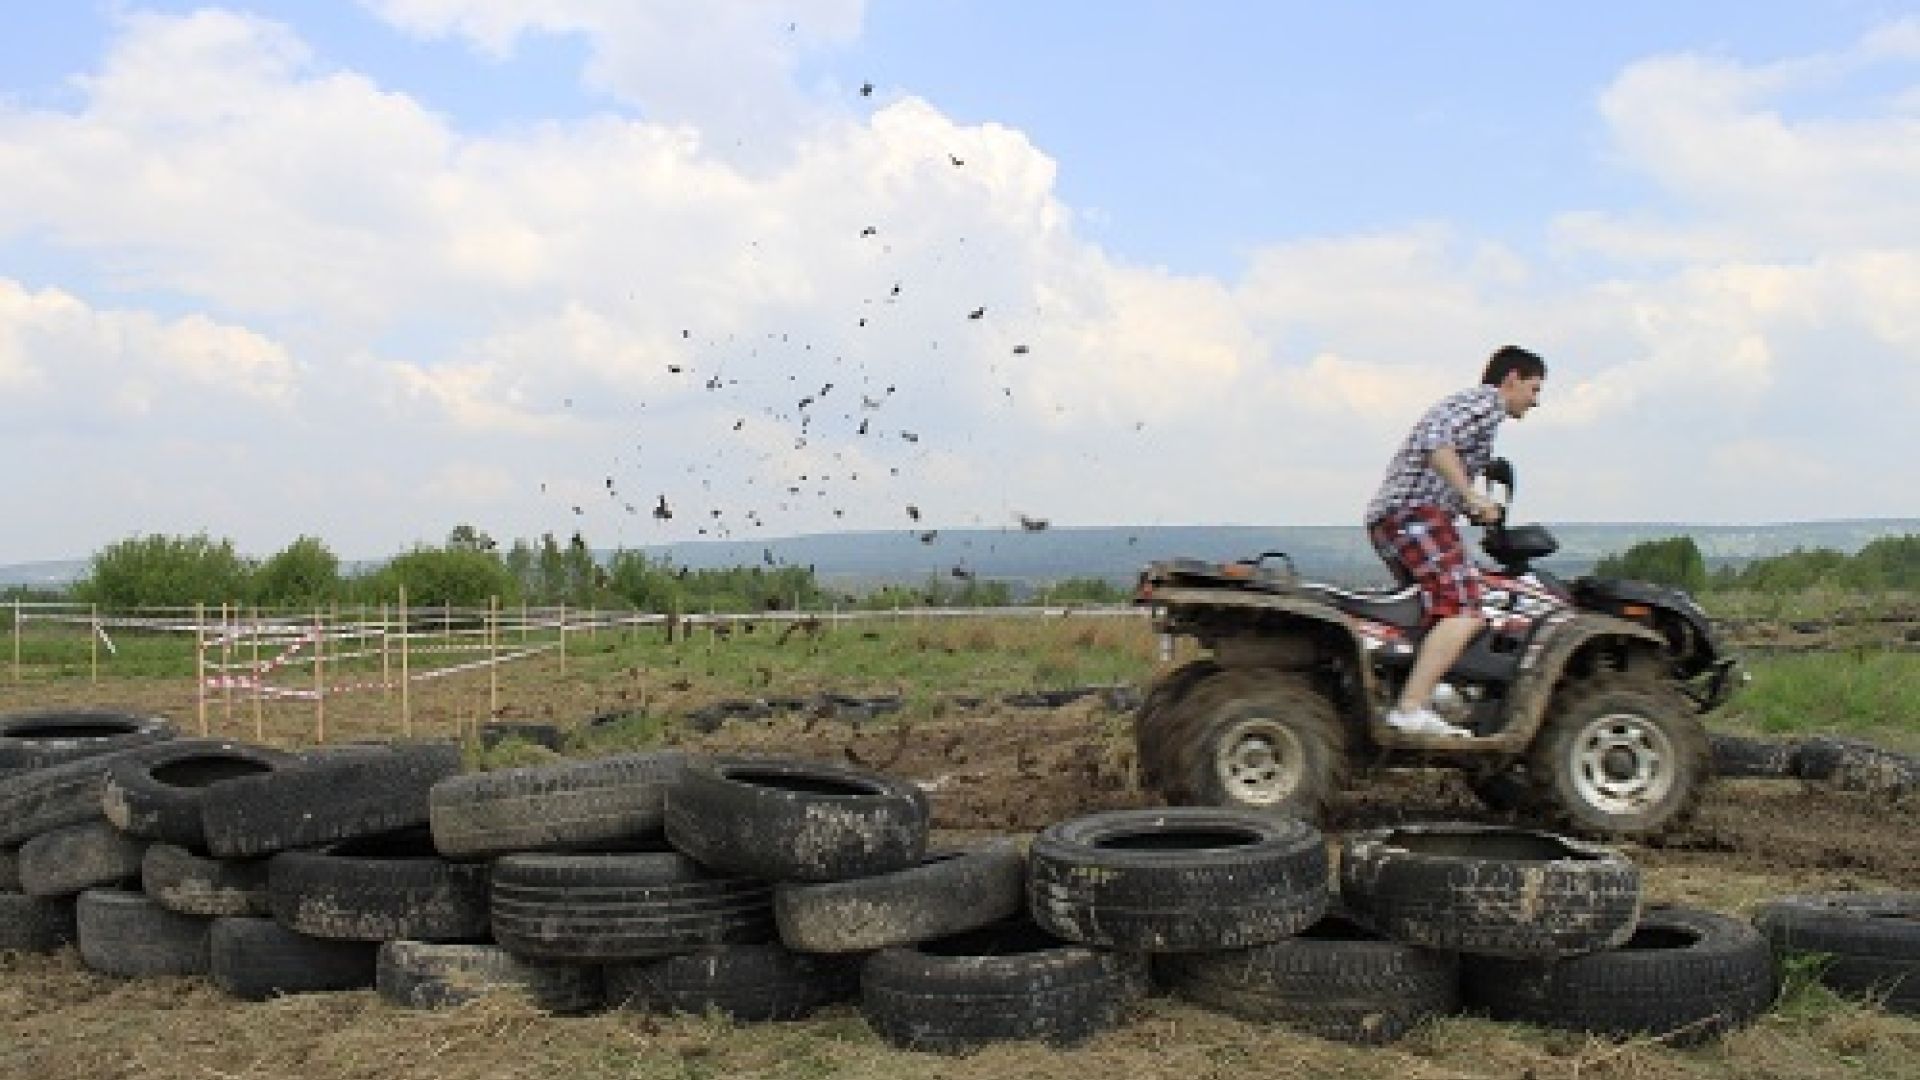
[0,9,1914,561]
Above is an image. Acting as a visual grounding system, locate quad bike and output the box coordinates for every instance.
[1131,460,1741,839]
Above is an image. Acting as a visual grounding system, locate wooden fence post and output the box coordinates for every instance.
[400,587,412,739]
[313,608,326,744]
[488,595,499,721]
[12,599,20,684]
[89,603,100,686]
[251,606,263,744]
[195,602,207,736]
[559,602,568,675]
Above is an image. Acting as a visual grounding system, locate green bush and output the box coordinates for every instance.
[354,546,519,607]
[253,535,340,606]
[74,533,255,608]
[1593,536,1707,592]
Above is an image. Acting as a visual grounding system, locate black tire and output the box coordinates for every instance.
[1158,911,1460,1044]
[209,916,380,1001]
[1792,738,1918,799]
[0,708,175,772]
[0,892,77,952]
[1752,892,1920,1013]
[0,739,194,846]
[17,819,147,897]
[607,942,858,1021]
[75,887,211,977]
[1464,906,1776,1046]
[774,840,1026,954]
[1029,807,1328,952]
[1340,822,1640,958]
[378,940,604,1014]
[201,741,463,857]
[268,826,491,942]
[1132,659,1220,790]
[860,919,1143,1052]
[490,852,774,962]
[1467,765,1543,817]
[1152,669,1348,822]
[0,845,21,891]
[430,751,687,860]
[1527,671,1709,838]
[665,755,928,883]
[142,842,271,917]
[101,740,295,849]
[477,721,565,752]
[1709,732,1800,780]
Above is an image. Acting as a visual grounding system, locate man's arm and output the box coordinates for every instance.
[1428,445,1498,523]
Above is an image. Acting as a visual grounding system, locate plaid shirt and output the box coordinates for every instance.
[1365,384,1505,525]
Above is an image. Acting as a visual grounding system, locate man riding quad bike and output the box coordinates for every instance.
[1130,457,1741,839]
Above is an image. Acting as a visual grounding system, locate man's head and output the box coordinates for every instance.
[1482,345,1545,419]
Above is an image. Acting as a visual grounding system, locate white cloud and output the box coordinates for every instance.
[0,11,1916,562]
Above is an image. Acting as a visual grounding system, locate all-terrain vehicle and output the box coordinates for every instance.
[1131,460,1741,839]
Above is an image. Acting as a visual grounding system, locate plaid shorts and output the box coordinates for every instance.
[1367,505,1484,623]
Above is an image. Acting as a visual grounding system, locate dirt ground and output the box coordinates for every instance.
[3,670,1917,1080]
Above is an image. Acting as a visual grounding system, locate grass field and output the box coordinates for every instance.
[1,607,1916,1080]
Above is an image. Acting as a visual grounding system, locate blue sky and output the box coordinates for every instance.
[1,3,1915,563]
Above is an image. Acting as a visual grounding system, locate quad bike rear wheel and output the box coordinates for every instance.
[1133,659,1221,790]
[1527,671,1708,839]
[1144,669,1347,822]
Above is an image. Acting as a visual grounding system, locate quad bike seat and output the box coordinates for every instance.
[1299,584,1424,631]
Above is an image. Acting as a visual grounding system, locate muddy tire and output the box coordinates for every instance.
[76,887,211,977]
[1752,892,1920,1013]
[490,852,774,962]
[17,819,147,897]
[1029,807,1329,952]
[774,839,1025,954]
[664,755,927,883]
[429,751,687,860]
[200,741,463,858]
[141,842,271,917]
[378,940,604,1014]
[101,740,294,849]
[1133,659,1221,790]
[1709,732,1800,780]
[607,942,858,1021]
[1466,766,1543,818]
[210,917,380,1001]
[860,919,1143,1052]
[0,740,191,846]
[1527,672,1708,838]
[1340,822,1640,958]
[1158,911,1460,1044]
[0,846,19,891]
[1465,906,1776,1045]
[0,892,77,952]
[0,708,175,773]
[1151,669,1348,822]
[268,827,491,942]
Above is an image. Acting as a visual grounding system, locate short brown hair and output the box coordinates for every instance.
[1482,345,1547,385]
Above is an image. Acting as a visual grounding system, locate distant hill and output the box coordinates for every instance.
[6,519,1914,592]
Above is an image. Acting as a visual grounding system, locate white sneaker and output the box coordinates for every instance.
[1386,707,1473,738]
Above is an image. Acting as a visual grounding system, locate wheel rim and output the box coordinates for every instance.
[1570,711,1676,816]
[1213,718,1305,806]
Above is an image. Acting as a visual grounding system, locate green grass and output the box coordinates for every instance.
[1721,652,1919,742]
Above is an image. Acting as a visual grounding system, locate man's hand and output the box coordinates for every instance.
[1465,492,1502,525]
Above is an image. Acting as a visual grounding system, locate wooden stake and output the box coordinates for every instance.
[195,602,207,735]
[313,608,326,744]
[400,587,412,738]
[251,606,263,744]
[90,603,100,686]
[488,595,499,720]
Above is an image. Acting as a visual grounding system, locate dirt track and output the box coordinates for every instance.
[688,700,1920,906]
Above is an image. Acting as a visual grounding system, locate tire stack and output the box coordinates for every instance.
[0,709,179,959]
[1338,822,1778,1047]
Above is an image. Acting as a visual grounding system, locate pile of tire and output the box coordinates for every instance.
[4,704,1913,1055]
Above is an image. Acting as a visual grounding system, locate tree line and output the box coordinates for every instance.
[6,528,1131,611]
[1592,534,1919,594]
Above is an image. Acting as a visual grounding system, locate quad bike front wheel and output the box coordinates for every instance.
[1528,671,1708,839]
[1142,669,1348,822]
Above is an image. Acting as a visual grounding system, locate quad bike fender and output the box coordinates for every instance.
[1499,612,1668,749]
[1145,585,1379,715]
